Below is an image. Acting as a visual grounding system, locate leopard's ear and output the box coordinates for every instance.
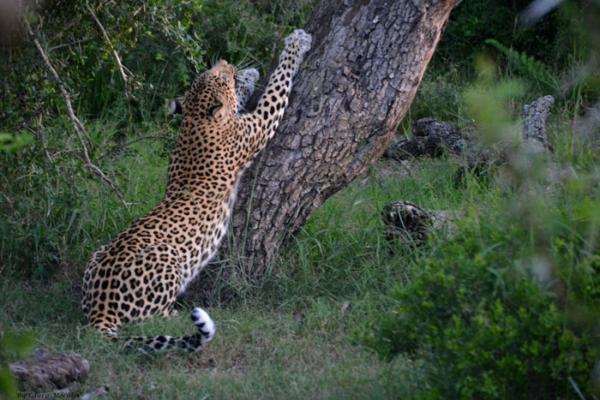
[168,98,183,115]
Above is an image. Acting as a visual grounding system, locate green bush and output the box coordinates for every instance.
[362,217,599,399]
[434,0,578,70]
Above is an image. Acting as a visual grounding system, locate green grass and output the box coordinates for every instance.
[0,266,427,399]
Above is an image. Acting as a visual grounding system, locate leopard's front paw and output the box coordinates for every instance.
[236,68,260,112]
[283,29,312,61]
[237,68,260,87]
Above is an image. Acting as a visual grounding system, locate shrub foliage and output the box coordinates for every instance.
[363,217,599,398]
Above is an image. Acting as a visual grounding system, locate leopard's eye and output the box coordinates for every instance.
[208,102,223,117]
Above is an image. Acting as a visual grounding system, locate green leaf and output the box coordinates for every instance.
[485,39,560,95]
[0,332,35,358]
[0,132,34,153]
[0,368,17,399]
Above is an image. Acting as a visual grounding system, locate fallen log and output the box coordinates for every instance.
[384,117,467,161]
[458,95,556,185]
[382,200,459,245]
[384,96,557,243]
[9,349,89,391]
[385,95,555,165]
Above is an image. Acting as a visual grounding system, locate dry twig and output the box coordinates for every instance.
[86,3,133,99]
[48,37,92,52]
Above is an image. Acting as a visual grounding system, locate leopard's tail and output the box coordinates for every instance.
[114,307,216,353]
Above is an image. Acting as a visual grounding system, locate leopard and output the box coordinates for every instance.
[81,29,312,353]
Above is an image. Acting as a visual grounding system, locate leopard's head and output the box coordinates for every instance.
[182,60,238,123]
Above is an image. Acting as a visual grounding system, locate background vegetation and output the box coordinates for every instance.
[1,0,599,398]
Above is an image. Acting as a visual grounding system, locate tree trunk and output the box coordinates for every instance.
[221,0,460,276]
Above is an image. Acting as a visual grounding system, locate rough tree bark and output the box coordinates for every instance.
[522,95,555,152]
[220,0,460,276]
